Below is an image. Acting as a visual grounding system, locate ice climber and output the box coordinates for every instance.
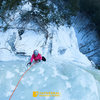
[27,50,46,65]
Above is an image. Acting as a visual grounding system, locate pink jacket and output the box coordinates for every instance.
[30,53,42,62]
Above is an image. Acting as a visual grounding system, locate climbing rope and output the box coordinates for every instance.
[9,62,37,100]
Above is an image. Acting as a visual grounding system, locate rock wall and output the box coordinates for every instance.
[73,13,100,68]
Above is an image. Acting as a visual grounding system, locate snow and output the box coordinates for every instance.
[0,22,100,100]
[65,82,71,89]
[38,67,45,76]
[0,49,19,61]
[0,59,99,100]
[6,71,15,79]
[21,2,32,11]
[0,25,91,67]
[13,25,91,67]
[15,68,20,73]
[44,77,48,81]
[0,29,19,61]
[5,91,12,97]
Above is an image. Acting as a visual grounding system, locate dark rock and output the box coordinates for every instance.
[73,13,100,68]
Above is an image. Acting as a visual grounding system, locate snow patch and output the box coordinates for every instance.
[6,71,15,79]
[5,91,12,97]
[22,2,32,11]
[38,67,44,76]
[15,68,20,73]
[65,82,71,89]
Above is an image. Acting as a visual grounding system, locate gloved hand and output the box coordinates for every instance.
[27,62,31,65]
[35,59,41,63]
[38,59,41,62]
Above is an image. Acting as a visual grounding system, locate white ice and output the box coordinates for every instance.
[0,25,100,100]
